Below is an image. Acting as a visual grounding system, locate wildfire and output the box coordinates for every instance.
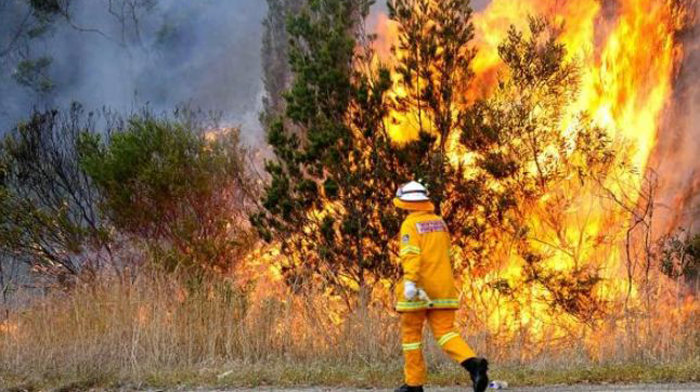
[378,0,683,167]
[372,0,696,350]
[469,0,682,274]
[238,0,696,360]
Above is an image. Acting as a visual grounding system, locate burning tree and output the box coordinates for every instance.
[383,1,626,320]
[255,0,493,302]
[79,115,257,279]
[455,17,626,320]
[386,0,476,206]
[258,0,611,317]
[257,0,697,336]
[254,0,408,302]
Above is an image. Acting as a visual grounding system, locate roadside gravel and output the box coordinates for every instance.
[201,384,700,392]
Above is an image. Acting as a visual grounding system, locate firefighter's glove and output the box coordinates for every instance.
[404,280,418,301]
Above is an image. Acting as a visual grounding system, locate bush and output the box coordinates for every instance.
[78,116,259,278]
[0,105,109,281]
[1,106,258,288]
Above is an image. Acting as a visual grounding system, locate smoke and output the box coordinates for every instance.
[370,0,490,17]
[0,0,268,144]
[2,0,496,145]
[652,0,700,235]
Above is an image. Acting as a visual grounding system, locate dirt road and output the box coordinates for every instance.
[215,385,700,391]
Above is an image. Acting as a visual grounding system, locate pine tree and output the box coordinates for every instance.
[387,0,490,269]
[387,0,476,208]
[253,0,409,302]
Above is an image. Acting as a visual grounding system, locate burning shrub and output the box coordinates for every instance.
[453,17,628,320]
[1,105,258,285]
[78,115,258,279]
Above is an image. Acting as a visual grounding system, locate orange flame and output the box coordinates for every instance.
[0,320,19,337]
[372,0,694,344]
[238,0,696,359]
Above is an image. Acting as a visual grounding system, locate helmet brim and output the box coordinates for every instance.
[397,193,431,202]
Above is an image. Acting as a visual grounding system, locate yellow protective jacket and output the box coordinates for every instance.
[395,210,459,312]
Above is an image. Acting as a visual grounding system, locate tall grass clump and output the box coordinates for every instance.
[0,273,403,388]
[0,270,698,389]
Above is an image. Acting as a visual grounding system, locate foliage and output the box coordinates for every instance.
[1,104,258,285]
[0,104,109,281]
[27,0,66,19]
[1,0,158,98]
[254,0,413,299]
[12,56,54,93]
[79,116,258,277]
[660,230,700,283]
[1,0,66,95]
[458,17,620,319]
[388,0,476,206]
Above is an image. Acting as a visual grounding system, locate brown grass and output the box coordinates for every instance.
[0,274,698,390]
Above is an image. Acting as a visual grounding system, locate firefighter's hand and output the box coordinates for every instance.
[404,280,418,301]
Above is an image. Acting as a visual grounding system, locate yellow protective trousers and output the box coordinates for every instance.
[401,309,476,386]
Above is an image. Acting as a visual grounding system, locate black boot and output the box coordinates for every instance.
[394,385,424,392]
[461,357,489,392]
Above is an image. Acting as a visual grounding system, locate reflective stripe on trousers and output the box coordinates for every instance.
[400,309,476,386]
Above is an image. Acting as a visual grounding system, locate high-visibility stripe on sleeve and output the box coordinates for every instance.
[402,342,422,352]
[437,332,460,347]
[400,246,421,256]
[396,300,430,311]
[431,299,459,307]
[395,298,459,312]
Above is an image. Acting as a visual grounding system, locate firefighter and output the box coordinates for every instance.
[393,181,489,392]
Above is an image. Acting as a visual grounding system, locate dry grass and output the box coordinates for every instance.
[0,274,698,390]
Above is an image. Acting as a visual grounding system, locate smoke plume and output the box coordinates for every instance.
[0,0,267,143]
[652,1,700,235]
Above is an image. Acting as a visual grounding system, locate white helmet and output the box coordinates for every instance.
[396,181,430,202]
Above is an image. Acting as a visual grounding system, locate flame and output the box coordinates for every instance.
[372,0,694,347]
[377,0,683,166]
[565,0,682,171]
[136,305,150,326]
[0,320,19,337]
[234,0,696,360]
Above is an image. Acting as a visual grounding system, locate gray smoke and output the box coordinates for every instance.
[1,0,493,145]
[370,0,490,15]
[652,2,700,235]
[0,0,268,144]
